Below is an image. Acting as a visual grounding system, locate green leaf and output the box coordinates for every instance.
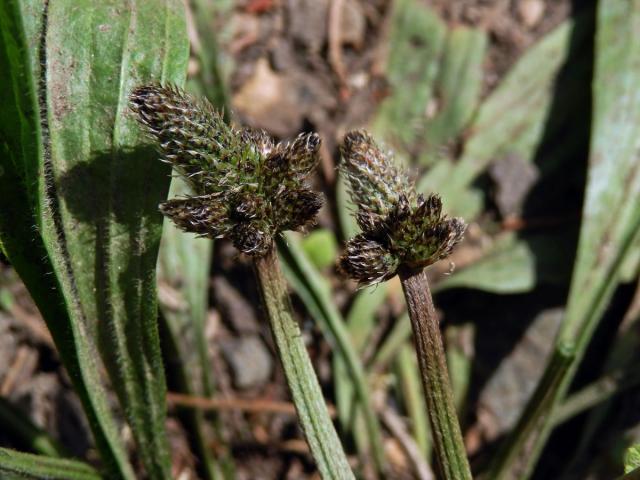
[0,448,101,480]
[437,234,536,293]
[301,229,338,270]
[0,1,189,478]
[372,0,447,152]
[0,1,133,477]
[625,445,640,474]
[334,284,387,452]
[436,232,573,294]
[491,1,640,477]
[371,0,486,162]
[419,25,486,159]
[420,13,592,215]
[396,346,431,456]
[619,227,640,282]
[367,0,486,221]
[558,0,640,403]
[41,2,188,477]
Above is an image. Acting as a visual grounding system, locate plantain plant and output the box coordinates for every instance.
[3,0,640,479]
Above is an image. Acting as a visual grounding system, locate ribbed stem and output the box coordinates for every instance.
[399,266,472,480]
[253,244,354,480]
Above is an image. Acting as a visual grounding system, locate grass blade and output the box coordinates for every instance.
[158,177,225,480]
[278,233,387,475]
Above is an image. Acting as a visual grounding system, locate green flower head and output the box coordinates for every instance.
[338,130,465,287]
[130,84,323,256]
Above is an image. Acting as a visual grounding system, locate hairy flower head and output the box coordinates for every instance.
[130,84,322,256]
[338,130,465,287]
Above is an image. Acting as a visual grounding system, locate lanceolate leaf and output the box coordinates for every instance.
[436,232,573,294]
[0,1,189,478]
[1,1,133,477]
[0,448,101,480]
[372,0,486,163]
[372,0,447,153]
[42,2,188,478]
[420,13,592,215]
[419,24,486,160]
[491,1,640,478]
[334,284,388,455]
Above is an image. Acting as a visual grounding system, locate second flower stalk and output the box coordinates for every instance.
[338,131,471,480]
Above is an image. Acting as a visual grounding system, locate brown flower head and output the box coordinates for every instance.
[338,130,465,287]
[130,84,322,256]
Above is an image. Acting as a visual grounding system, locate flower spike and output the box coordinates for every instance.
[338,130,465,287]
[130,84,323,256]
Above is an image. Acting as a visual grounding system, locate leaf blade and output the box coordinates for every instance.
[0,2,136,477]
[0,448,101,480]
[40,1,189,477]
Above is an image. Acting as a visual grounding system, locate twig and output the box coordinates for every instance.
[380,407,435,480]
[0,346,37,396]
[328,0,349,93]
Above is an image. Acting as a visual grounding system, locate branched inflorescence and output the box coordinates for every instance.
[130,84,323,256]
[338,130,466,287]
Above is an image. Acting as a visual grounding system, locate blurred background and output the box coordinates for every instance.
[3,0,640,479]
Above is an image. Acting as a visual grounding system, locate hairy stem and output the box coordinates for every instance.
[254,244,354,480]
[399,266,472,480]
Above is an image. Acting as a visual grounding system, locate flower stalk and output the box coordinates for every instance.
[399,266,471,480]
[254,244,355,479]
[338,130,471,480]
[130,85,353,479]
